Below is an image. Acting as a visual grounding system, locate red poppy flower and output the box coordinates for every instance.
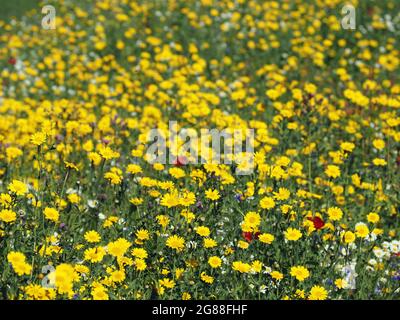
[174,156,187,166]
[307,216,325,230]
[242,231,260,242]
[8,57,16,65]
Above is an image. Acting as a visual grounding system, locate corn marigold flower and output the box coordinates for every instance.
[327,207,343,221]
[196,226,210,237]
[284,227,302,241]
[30,132,46,146]
[232,261,252,273]
[367,212,380,224]
[309,285,328,300]
[355,223,369,238]
[260,196,275,209]
[208,256,222,268]
[0,209,17,223]
[166,235,185,252]
[107,238,131,257]
[270,271,284,281]
[205,189,220,200]
[325,165,341,179]
[8,180,28,196]
[343,231,356,244]
[290,266,310,282]
[258,233,275,244]
[84,230,101,243]
[43,207,60,222]
[200,272,214,284]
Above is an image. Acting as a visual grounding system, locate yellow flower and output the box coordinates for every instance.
[251,260,263,273]
[232,261,251,273]
[51,264,75,295]
[205,189,220,200]
[196,226,210,237]
[64,161,79,171]
[200,272,214,284]
[160,192,180,208]
[372,139,385,150]
[136,229,150,241]
[243,211,261,229]
[126,164,142,174]
[7,251,27,265]
[156,215,170,228]
[84,247,106,263]
[273,188,291,201]
[309,285,328,300]
[203,238,217,248]
[325,165,341,178]
[110,270,126,283]
[260,196,276,209]
[107,238,131,257]
[92,286,109,300]
[166,235,185,252]
[367,212,380,224]
[104,171,122,184]
[130,197,143,205]
[355,223,369,238]
[84,230,101,243]
[340,142,355,153]
[182,292,191,300]
[6,147,23,161]
[135,258,147,271]
[169,167,185,179]
[327,207,343,221]
[373,158,387,166]
[43,207,59,222]
[270,271,284,280]
[30,132,46,146]
[284,227,302,241]
[159,278,176,288]
[99,146,120,160]
[343,231,356,244]
[238,240,249,249]
[8,180,28,196]
[0,209,17,223]
[259,233,275,244]
[12,261,32,276]
[131,248,148,259]
[67,193,81,204]
[335,278,348,289]
[290,266,310,282]
[0,193,12,208]
[208,256,222,268]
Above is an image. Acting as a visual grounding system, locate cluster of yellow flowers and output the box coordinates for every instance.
[0,0,399,300]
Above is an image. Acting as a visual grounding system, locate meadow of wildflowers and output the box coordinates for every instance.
[0,0,400,300]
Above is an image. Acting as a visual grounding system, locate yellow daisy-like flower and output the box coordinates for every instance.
[84,230,101,243]
[166,235,185,252]
[43,207,60,223]
[0,209,17,223]
[8,180,28,196]
[208,256,222,268]
[325,165,341,178]
[260,196,276,209]
[327,207,343,221]
[30,132,46,146]
[205,189,220,200]
[309,285,328,300]
[290,266,310,282]
[284,227,302,241]
[259,233,275,244]
[196,226,211,237]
